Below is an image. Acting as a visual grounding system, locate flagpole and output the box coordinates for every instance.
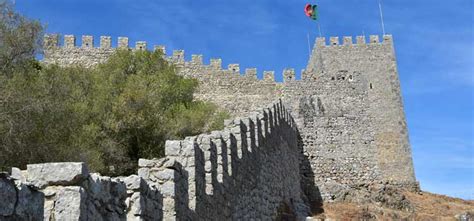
[317,23,322,37]
[378,0,386,35]
[307,33,311,58]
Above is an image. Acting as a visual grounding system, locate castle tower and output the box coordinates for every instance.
[290,35,417,201]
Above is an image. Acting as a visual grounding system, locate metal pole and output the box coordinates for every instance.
[307,33,311,58]
[378,0,386,35]
[317,22,322,37]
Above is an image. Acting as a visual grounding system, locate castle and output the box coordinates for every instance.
[0,34,418,220]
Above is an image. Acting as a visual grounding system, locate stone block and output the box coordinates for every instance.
[135,41,147,50]
[0,176,16,216]
[100,36,112,48]
[154,45,166,54]
[43,34,59,48]
[138,168,150,180]
[42,186,59,197]
[138,159,156,167]
[161,181,175,197]
[82,35,93,48]
[64,35,76,48]
[165,141,181,156]
[356,36,366,44]
[182,143,195,157]
[15,184,44,219]
[128,192,143,216]
[124,175,142,190]
[210,58,222,69]
[172,50,185,62]
[163,158,178,169]
[54,186,86,221]
[191,54,203,65]
[27,162,89,188]
[330,37,339,45]
[11,167,26,183]
[118,37,129,48]
[44,199,55,221]
[155,170,175,181]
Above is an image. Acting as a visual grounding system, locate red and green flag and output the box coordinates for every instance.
[304,4,318,20]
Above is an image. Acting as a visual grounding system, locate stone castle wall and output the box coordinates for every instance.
[291,36,417,200]
[39,33,418,203]
[42,34,287,116]
[1,101,309,220]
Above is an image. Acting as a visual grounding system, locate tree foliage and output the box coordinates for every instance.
[0,1,42,75]
[0,2,229,175]
[0,49,229,175]
[1,49,229,175]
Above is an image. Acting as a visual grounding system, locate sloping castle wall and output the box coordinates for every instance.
[40,33,418,203]
[1,101,309,220]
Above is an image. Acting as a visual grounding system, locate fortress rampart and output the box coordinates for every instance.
[0,33,418,220]
[1,101,309,220]
[42,33,418,198]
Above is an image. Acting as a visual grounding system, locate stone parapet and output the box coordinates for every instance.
[0,100,309,220]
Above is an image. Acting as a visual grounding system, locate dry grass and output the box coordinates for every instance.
[404,191,474,220]
[311,191,474,221]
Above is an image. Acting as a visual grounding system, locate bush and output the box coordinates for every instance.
[0,49,229,175]
[0,2,229,175]
[87,49,229,174]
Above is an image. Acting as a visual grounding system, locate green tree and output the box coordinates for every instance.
[0,49,228,175]
[0,1,42,75]
[0,2,228,175]
[0,65,102,171]
[84,49,229,174]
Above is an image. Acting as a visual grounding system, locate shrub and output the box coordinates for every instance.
[0,49,229,175]
[0,2,229,175]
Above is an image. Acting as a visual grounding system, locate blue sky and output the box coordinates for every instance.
[15,0,473,199]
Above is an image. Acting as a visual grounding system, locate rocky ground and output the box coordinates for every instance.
[309,191,474,220]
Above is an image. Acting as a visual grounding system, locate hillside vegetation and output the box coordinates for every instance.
[0,2,228,175]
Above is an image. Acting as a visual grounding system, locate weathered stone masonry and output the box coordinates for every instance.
[284,35,418,201]
[42,33,417,199]
[1,101,308,220]
[0,33,419,220]
[42,34,285,116]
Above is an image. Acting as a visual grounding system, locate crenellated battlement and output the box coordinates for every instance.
[315,34,393,47]
[42,34,301,85]
[38,32,418,209]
